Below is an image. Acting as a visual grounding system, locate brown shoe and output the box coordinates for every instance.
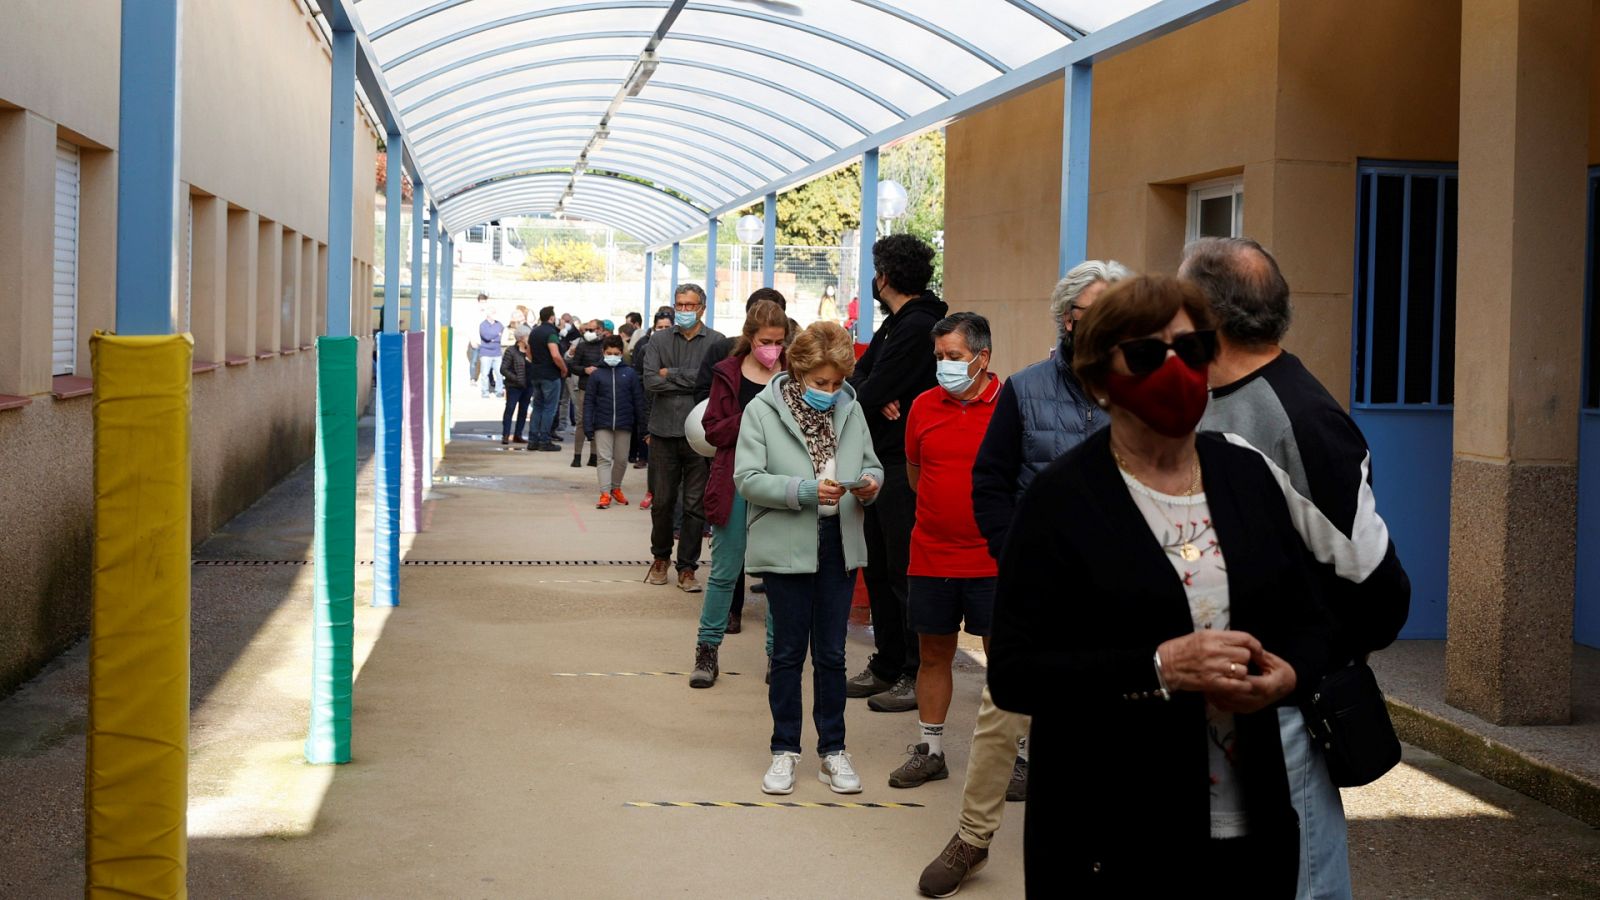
[918,833,988,898]
[726,610,742,634]
[677,568,702,593]
[645,559,670,585]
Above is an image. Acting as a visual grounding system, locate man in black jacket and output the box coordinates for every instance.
[567,319,609,468]
[845,234,948,712]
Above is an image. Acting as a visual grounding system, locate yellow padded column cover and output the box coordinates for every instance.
[87,333,192,899]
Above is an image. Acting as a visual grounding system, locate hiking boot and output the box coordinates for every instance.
[587,453,598,467]
[918,833,989,898]
[689,642,719,689]
[845,664,894,699]
[762,752,801,795]
[596,493,612,510]
[677,568,702,593]
[640,491,653,510]
[610,489,629,505]
[1006,756,1028,802]
[501,436,510,445]
[868,674,918,712]
[727,610,742,634]
[645,559,671,585]
[570,454,582,468]
[889,743,949,788]
[818,751,862,794]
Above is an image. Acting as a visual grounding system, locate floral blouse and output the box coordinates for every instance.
[1121,471,1249,839]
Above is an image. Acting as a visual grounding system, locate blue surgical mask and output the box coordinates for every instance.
[675,310,699,330]
[936,358,978,396]
[803,386,838,411]
[602,355,622,367]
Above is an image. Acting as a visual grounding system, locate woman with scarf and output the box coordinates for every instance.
[735,321,883,796]
[688,298,791,690]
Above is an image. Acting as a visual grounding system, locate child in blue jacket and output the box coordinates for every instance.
[584,335,646,508]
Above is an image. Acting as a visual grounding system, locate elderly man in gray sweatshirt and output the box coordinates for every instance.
[641,283,725,593]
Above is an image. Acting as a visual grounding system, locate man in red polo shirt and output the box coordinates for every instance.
[889,312,1002,789]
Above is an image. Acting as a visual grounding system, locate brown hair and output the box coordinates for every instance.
[1072,274,1217,392]
[731,299,792,358]
[786,320,857,381]
[602,334,625,352]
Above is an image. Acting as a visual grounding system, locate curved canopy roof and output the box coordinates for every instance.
[350,0,1166,243]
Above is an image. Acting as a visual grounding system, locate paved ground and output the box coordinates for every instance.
[2,387,1598,898]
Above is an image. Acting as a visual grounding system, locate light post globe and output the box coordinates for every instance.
[736,214,764,244]
[877,179,909,221]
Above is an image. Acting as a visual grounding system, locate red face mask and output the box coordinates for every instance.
[1104,353,1210,438]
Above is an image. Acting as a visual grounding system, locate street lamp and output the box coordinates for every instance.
[735,214,764,301]
[877,179,908,234]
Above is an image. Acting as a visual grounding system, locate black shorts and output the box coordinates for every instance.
[908,575,997,637]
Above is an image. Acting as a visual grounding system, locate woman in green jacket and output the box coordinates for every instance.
[736,321,884,796]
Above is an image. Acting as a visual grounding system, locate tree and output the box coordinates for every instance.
[521,238,606,282]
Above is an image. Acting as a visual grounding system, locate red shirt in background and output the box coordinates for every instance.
[904,375,1004,578]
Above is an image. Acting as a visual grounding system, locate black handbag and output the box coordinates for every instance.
[1301,661,1402,788]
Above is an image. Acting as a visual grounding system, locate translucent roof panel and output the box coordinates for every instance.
[352,0,1165,245]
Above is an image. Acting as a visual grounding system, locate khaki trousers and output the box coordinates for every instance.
[957,686,1030,849]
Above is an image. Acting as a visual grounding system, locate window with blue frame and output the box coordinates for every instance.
[1586,168,1600,411]
[1353,163,1459,407]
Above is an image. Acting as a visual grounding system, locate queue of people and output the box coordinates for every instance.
[480,231,1409,899]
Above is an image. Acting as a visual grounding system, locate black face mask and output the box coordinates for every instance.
[1060,327,1076,364]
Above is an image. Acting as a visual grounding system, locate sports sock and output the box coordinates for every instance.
[1016,735,1029,762]
[920,720,945,756]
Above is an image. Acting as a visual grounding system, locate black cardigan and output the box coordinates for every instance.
[988,428,1336,897]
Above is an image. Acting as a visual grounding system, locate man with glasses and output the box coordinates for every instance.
[917,259,1128,898]
[641,284,725,592]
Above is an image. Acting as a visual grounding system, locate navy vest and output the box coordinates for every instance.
[1009,346,1106,495]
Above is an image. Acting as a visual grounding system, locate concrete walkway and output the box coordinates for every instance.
[2,388,1599,898]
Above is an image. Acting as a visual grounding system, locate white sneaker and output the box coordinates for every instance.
[763,752,802,795]
[818,751,862,794]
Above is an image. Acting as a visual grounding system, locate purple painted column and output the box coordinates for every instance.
[400,330,426,533]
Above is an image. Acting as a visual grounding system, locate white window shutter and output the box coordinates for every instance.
[52,140,80,376]
[183,195,193,332]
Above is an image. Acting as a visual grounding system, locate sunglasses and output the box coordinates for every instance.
[1116,330,1218,376]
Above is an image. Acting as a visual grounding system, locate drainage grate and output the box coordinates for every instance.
[193,559,663,567]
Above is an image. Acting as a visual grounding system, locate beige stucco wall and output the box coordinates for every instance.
[944,0,1465,401]
[0,0,378,694]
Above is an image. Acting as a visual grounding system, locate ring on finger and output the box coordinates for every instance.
[1229,662,1239,676]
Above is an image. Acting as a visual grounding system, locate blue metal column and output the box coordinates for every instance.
[114,3,182,335]
[90,4,188,892]
[411,183,425,332]
[306,23,359,767]
[705,218,719,329]
[643,251,654,322]
[857,149,879,339]
[369,134,403,608]
[762,192,777,289]
[670,242,681,297]
[373,132,404,608]
[1059,63,1093,277]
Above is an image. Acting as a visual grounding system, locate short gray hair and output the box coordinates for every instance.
[1179,237,1291,346]
[1049,259,1132,328]
[930,312,992,355]
[674,282,707,305]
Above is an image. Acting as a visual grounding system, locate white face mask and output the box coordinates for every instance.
[603,355,623,367]
[583,330,598,342]
[936,357,981,396]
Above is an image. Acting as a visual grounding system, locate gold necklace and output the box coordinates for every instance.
[1114,448,1205,562]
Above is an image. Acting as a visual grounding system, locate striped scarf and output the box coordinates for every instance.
[781,377,838,475]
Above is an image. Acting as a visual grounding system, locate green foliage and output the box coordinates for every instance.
[521,238,607,282]
[879,131,946,290]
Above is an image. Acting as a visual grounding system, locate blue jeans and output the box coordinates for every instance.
[502,385,531,440]
[528,377,562,443]
[696,495,774,652]
[1280,707,1353,899]
[477,352,502,395]
[764,516,854,756]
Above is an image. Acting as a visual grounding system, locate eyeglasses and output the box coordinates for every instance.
[674,302,702,312]
[1115,330,1217,376]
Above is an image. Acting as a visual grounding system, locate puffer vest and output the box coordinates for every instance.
[1009,344,1106,495]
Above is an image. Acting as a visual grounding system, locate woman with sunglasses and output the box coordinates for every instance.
[987,275,1335,897]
